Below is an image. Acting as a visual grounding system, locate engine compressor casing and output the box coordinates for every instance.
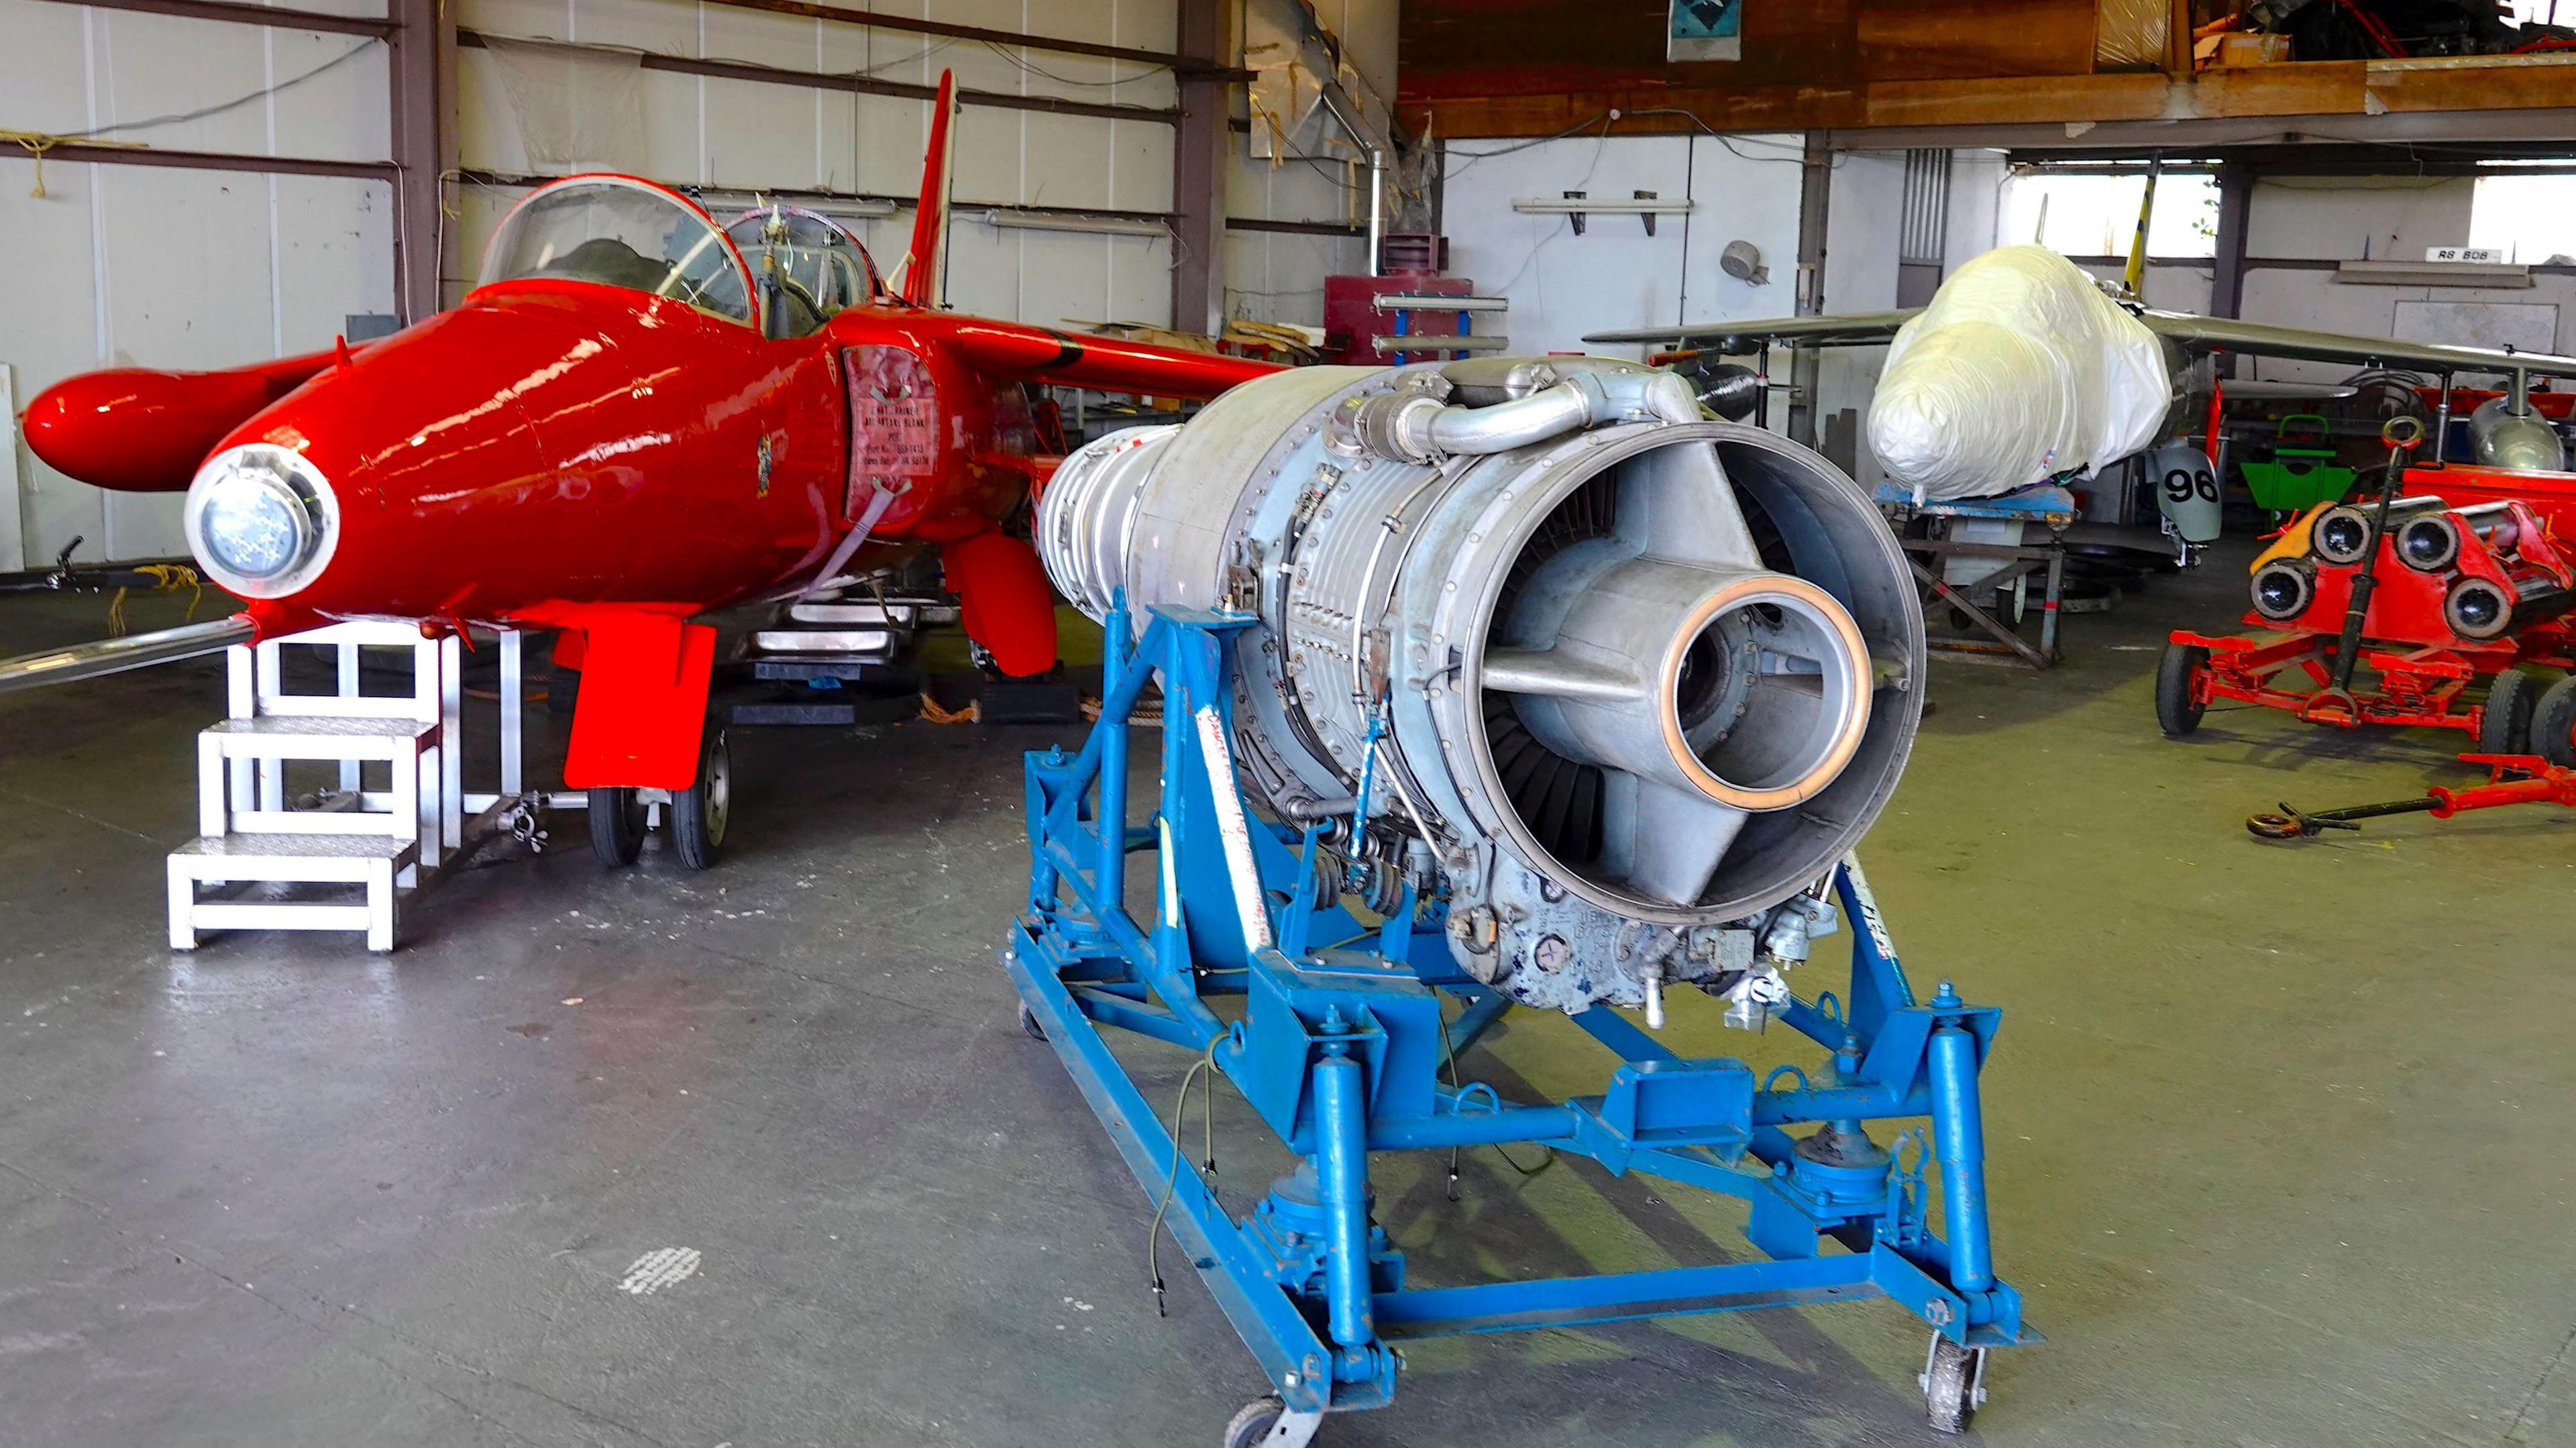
[1038,358,1925,1015]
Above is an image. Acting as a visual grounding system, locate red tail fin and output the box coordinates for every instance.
[894,70,958,309]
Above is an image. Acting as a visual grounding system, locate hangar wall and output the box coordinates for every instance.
[446,0,1387,350]
[1439,135,1927,485]
[2043,173,2576,383]
[0,0,397,567]
[0,0,1391,566]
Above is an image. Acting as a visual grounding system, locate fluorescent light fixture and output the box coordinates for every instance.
[1369,294,1507,313]
[1371,334,1512,353]
[697,190,898,220]
[982,208,1168,238]
[1511,197,1695,215]
[2335,259,2532,289]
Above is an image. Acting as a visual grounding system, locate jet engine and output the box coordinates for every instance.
[1037,357,1925,1017]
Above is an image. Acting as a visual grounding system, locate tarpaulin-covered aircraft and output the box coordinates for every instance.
[4,71,1280,868]
[1585,243,2576,557]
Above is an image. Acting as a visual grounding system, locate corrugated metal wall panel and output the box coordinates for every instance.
[1,0,1393,562]
[0,0,395,564]
[449,0,1186,335]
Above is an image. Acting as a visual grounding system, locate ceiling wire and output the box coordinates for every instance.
[62,38,382,140]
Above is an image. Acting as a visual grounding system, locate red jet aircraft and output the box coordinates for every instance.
[15,71,1279,867]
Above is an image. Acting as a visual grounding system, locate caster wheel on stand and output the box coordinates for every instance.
[1920,1334,1988,1435]
[1016,1000,1047,1042]
[1222,1396,1322,1448]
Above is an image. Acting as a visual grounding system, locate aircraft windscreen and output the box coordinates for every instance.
[480,179,753,324]
[726,207,882,339]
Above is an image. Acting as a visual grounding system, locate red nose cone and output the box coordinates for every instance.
[23,369,280,492]
[210,304,572,620]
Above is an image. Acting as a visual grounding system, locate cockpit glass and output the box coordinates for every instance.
[478,178,754,324]
[724,207,882,339]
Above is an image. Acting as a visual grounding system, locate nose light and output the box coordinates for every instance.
[184,444,337,598]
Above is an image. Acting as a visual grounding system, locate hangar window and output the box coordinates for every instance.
[2002,171,2220,260]
[2469,171,2576,264]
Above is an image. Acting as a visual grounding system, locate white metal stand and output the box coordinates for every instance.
[167,623,544,952]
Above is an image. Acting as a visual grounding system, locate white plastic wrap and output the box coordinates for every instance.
[1866,245,2174,501]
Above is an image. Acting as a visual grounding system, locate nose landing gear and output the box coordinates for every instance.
[585,720,731,870]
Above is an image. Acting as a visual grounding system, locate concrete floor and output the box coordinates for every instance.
[3,553,2573,1448]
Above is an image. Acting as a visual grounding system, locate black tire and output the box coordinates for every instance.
[1923,1337,1983,1435]
[546,663,580,716]
[2156,642,2208,738]
[1222,1398,1287,1448]
[672,724,731,871]
[2533,674,2576,768]
[2478,667,2541,757]
[588,785,646,868]
[1016,1000,1047,1042]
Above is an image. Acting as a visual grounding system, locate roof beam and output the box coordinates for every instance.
[692,0,1243,77]
[454,32,1179,125]
[13,142,394,182]
[23,0,393,40]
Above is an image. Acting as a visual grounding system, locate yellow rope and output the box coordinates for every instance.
[2,129,144,199]
[104,563,205,636]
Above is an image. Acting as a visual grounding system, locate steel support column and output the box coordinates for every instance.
[1171,0,1229,337]
[388,0,449,323]
[1787,131,1831,449]
[2208,160,2255,379]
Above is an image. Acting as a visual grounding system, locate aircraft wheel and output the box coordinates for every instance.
[2479,667,2541,757]
[2532,674,2576,768]
[588,786,646,868]
[672,724,731,871]
[2156,643,2208,738]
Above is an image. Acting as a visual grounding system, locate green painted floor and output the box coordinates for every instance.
[0,550,2569,1447]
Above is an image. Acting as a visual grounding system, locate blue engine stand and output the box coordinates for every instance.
[1003,603,2039,1443]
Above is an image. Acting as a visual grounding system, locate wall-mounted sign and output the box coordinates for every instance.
[1669,0,1741,62]
[2425,246,2508,264]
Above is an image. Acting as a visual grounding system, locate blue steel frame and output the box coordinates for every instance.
[1002,601,2037,1421]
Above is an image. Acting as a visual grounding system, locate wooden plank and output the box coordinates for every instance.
[2367,54,2576,113]
[1861,71,2168,127]
[1410,72,2159,137]
[1855,0,2096,81]
[1405,54,2576,138]
[1401,0,2116,99]
[2192,60,2366,119]
[1399,0,1857,98]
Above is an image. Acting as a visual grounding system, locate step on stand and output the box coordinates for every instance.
[730,592,955,726]
[167,623,555,952]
